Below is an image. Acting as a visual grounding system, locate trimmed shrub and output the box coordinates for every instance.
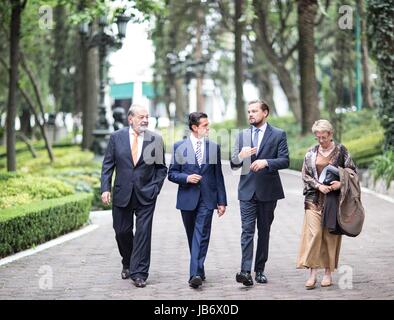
[371,150,394,188]
[0,175,74,209]
[345,132,384,168]
[0,193,92,258]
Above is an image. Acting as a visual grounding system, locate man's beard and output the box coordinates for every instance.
[249,119,262,127]
[139,125,148,132]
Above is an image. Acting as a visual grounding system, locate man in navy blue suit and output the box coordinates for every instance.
[231,100,289,286]
[101,105,167,288]
[168,112,227,289]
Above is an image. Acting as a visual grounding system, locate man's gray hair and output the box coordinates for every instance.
[127,104,147,117]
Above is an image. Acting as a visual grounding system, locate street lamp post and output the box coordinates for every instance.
[168,53,207,139]
[80,14,129,156]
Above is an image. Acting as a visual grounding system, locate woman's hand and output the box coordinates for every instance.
[329,181,341,191]
[318,184,332,194]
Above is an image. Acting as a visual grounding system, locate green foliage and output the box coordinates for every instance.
[344,132,384,168]
[0,193,92,258]
[371,150,394,189]
[0,146,96,172]
[368,0,394,150]
[0,175,74,209]
[0,146,101,208]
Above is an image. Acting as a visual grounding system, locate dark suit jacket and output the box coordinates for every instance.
[101,127,168,207]
[230,124,289,202]
[168,138,227,211]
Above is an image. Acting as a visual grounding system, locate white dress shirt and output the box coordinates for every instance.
[253,122,267,152]
[237,122,268,163]
[129,127,144,163]
[190,134,205,164]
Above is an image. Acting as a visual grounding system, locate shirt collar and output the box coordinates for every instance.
[253,122,267,133]
[190,134,204,145]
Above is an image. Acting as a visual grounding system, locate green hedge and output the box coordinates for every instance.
[0,193,93,258]
[289,132,384,171]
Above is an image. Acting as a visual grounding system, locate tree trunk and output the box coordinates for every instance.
[82,36,99,150]
[18,86,53,162]
[195,6,205,113]
[174,78,186,124]
[277,66,301,121]
[298,0,320,135]
[20,107,32,138]
[6,0,24,171]
[235,0,247,127]
[74,29,83,115]
[19,52,54,162]
[16,132,36,158]
[253,0,302,122]
[51,4,67,112]
[357,0,373,109]
[257,71,277,116]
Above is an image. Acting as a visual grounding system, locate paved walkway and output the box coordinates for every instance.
[1,165,393,300]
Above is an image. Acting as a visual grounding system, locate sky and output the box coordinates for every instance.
[108,22,154,83]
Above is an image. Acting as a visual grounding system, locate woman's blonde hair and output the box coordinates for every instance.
[311,119,334,134]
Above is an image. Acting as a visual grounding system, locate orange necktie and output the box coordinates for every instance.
[131,131,138,164]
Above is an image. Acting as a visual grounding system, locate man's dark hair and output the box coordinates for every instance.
[248,100,270,115]
[188,112,208,131]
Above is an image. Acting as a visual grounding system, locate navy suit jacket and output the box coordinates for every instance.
[100,127,168,207]
[168,138,227,211]
[230,123,289,202]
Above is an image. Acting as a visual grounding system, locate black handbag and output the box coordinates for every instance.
[320,164,340,185]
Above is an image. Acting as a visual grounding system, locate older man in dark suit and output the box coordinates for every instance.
[168,112,227,289]
[231,100,289,286]
[101,105,167,288]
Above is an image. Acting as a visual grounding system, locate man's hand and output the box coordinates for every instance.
[250,159,268,172]
[239,147,257,159]
[101,191,111,205]
[318,184,331,194]
[187,174,202,184]
[217,205,226,217]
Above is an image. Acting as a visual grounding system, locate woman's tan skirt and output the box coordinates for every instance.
[296,204,342,272]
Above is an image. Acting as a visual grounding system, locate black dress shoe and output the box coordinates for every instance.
[236,271,254,286]
[189,276,202,288]
[121,268,130,280]
[255,271,267,284]
[132,278,146,288]
[201,275,206,281]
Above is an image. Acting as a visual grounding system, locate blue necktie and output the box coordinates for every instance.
[196,140,202,166]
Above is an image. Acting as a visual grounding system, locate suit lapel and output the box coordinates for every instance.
[135,130,151,167]
[200,140,210,173]
[188,137,201,170]
[122,127,134,167]
[256,123,273,158]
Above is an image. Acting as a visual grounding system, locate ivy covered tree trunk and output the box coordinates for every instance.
[368,0,394,150]
[297,0,320,135]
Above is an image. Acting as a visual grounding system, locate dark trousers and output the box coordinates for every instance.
[181,197,213,279]
[112,192,156,281]
[240,195,277,273]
